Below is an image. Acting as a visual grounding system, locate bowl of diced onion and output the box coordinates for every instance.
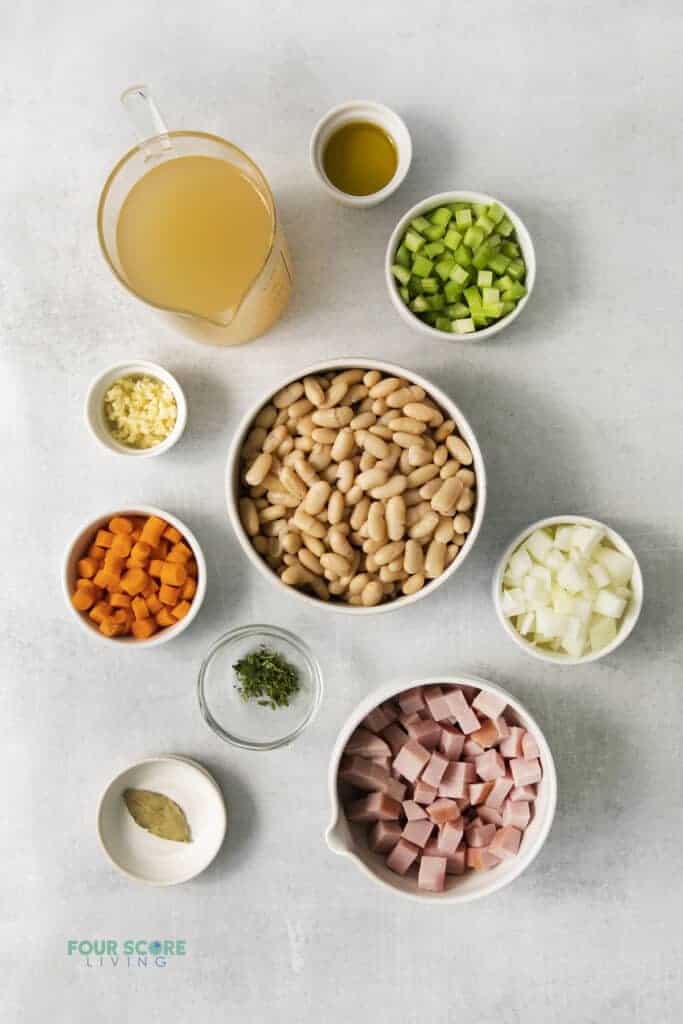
[492,515,643,665]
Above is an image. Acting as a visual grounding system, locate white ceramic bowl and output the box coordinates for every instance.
[326,674,557,904]
[97,755,227,885]
[492,515,643,665]
[225,357,487,615]
[309,100,412,208]
[85,360,187,457]
[385,190,536,342]
[62,504,206,647]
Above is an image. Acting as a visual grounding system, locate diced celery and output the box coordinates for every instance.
[411,254,433,278]
[487,202,505,225]
[408,277,421,297]
[410,295,429,313]
[420,277,439,294]
[430,206,453,226]
[424,224,446,241]
[423,241,445,258]
[488,253,509,275]
[444,229,462,252]
[483,302,504,318]
[410,216,431,233]
[455,208,472,227]
[498,217,514,237]
[481,287,500,305]
[399,286,410,303]
[477,270,493,287]
[502,241,520,258]
[447,302,470,318]
[443,280,463,302]
[395,244,411,269]
[453,245,472,267]
[472,242,495,270]
[474,214,494,236]
[391,264,411,286]
[435,258,455,281]
[472,203,487,218]
[452,317,475,334]
[463,226,484,250]
[501,301,515,315]
[449,264,469,286]
[495,275,514,292]
[435,316,452,332]
[501,282,527,301]
[404,230,425,253]
[429,294,445,311]
[507,259,526,281]
[464,286,485,321]
[422,311,437,324]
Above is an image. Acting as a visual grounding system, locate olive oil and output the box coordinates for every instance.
[323,121,398,196]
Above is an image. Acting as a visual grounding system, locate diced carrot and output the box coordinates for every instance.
[95,530,114,549]
[110,534,132,558]
[120,568,149,596]
[141,578,156,599]
[94,568,121,591]
[87,544,107,561]
[130,541,152,563]
[166,541,192,564]
[104,551,124,574]
[163,525,182,544]
[146,593,163,614]
[112,607,131,626]
[109,516,134,535]
[132,618,157,639]
[99,616,123,638]
[160,562,187,587]
[158,583,180,606]
[154,539,170,559]
[186,559,198,578]
[125,556,147,570]
[156,608,176,627]
[140,515,168,547]
[77,557,98,579]
[171,600,191,621]
[110,593,131,608]
[89,601,110,624]
[130,529,141,542]
[149,559,165,578]
[72,586,96,611]
[131,596,150,620]
[181,577,197,600]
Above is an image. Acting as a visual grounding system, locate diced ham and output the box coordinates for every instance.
[484,777,513,809]
[510,757,542,786]
[438,761,474,799]
[386,838,420,875]
[347,792,402,822]
[422,751,449,789]
[463,739,486,759]
[399,711,421,728]
[345,726,391,759]
[469,781,494,805]
[439,724,465,760]
[380,702,399,725]
[392,738,430,782]
[362,706,392,734]
[370,756,392,772]
[492,717,510,742]
[423,685,452,722]
[499,726,525,758]
[502,799,531,829]
[466,846,501,871]
[470,719,499,749]
[402,799,427,821]
[368,820,401,854]
[397,687,424,715]
[424,838,465,875]
[489,825,522,859]
[521,731,540,759]
[477,804,503,826]
[472,690,507,720]
[413,780,438,805]
[418,855,447,892]
[426,798,460,824]
[381,723,409,756]
[339,755,391,793]
[475,749,506,781]
[509,784,537,802]
[465,822,496,848]
[445,689,481,734]
[405,718,442,750]
[402,818,434,848]
[437,820,463,854]
[385,777,407,803]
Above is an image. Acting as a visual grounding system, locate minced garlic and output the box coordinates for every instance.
[103,374,177,449]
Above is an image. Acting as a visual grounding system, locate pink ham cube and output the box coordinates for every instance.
[469,781,494,805]
[345,726,391,759]
[380,702,399,725]
[522,731,540,759]
[472,689,507,720]
[418,855,447,892]
[439,724,465,760]
[398,687,425,715]
[466,846,501,871]
[426,798,460,824]
[470,720,499,749]
[437,819,463,854]
[475,749,506,781]
[381,723,409,756]
[346,792,402,822]
[509,784,537,802]
[362,706,393,734]
[339,755,391,792]
[502,799,531,829]
[399,711,421,729]
[489,825,522,859]
[422,751,449,789]
[402,800,427,821]
[477,804,503,826]
[510,757,542,786]
[392,738,430,783]
[424,838,465,875]
[370,756,392,772]
[465,822,496,847]
[445,689,480,734]
[423,685,452,722]
[484,777,513,809]
[386,838,420,875]
[402,818,433,848]
[499,726,525,758]
[438,761,475,799]
[492,716,510,741]
[413,780,438,805]
[368,820,401,854]
[405,718,442,750]
[385,777,407,803]
[463,738,486,759]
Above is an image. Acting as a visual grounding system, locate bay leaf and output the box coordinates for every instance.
[123,788,191,843]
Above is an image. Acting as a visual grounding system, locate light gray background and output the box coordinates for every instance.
[2,1,681,1021]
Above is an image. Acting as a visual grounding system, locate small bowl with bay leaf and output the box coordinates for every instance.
[197,624,323,750]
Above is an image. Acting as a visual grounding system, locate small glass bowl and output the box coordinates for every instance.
[197,625,323,750]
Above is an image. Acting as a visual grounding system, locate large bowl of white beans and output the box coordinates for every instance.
[226,359,487,614]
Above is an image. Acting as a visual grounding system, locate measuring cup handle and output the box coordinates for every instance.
[120,84,172,158]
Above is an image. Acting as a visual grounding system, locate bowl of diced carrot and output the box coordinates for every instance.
[62,506,206,645]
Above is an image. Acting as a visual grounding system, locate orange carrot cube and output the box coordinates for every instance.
[163,525,182,544]
[99,616,123,638]
[156,608,176,627]
[132,618,157,639]
[110,593,131,608]
[181,578,197,600]
[111,534,132,558]
[171,600,191,621]
[131,596,150,620]
[186,559,197,578]
[120,568,149,596]
[87,544,107,561]
[130,541,152,563]
[72,586,96,611]
[160,562,187,587]
[95,530,114,549]
[166,541,192,564]
[77,557,98,579]
[109,516,134,535]
[140,515,168,547]
[146,593,163,615]
[94,568,121,591]
[89,601,110,624]
[158,583,180,606]
[104,551,125,574]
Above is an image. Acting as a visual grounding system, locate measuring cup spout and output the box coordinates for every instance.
[120,84,173,160]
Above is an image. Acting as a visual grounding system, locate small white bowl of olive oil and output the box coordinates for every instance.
[310,100,412,207]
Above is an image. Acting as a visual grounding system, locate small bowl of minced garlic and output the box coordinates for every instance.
[85,361,187,457]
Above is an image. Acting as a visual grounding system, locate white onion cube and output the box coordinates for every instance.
[572,598,593,625]
[502,588,526,617]
[572,525,604,556]
[594,589,627,619]
[595,547,634,586]
[557,561,588,594]
[535,608,568,638]
[517,612,535,636]
[545,549,566,571]
[554,525,574,551]
[527,529,554,562]
[552,586,576,615]
[508,548,533,580]
[589,615,617,651]
[523,576,550,606]
[588,563,611,588]
[530,564,552,587]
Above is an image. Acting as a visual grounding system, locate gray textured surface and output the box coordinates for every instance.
[2,1,682,1022]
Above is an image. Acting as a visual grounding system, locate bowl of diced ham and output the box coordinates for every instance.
[326,676,557,902]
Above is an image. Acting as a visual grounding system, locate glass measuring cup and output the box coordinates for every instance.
[98,86,292,346]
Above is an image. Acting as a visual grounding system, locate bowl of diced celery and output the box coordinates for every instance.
[386,191,535,341]
[492,515,643,665]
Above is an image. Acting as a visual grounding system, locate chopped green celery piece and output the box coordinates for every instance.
[429,294,445,311]
[435,316,452,332]
[502,241,520,257]
[464,286,488,325]
[501,282,527,301]
[473,242,495,270]
[454,244,472,267]
[422,310,437,324]
[453,202,470,211]
[474,214,494,236]
[452,317,475,334]
[486,203,505,225]
[423,241,445,258]
[435,258,455,281]
[444,229,463,252]
[420,277,439,294]
[501,301,515,314]
[449,264,469,286]
[477,270,493,287]
[463,226,484,250]
[404,230,425,253]
[483,302,505,318]
[482,287,500,305]
[487,234,501,249]
[430,207,453,226]
[410,295,430,313]
[507,259,526,281]
[391,264,411,286]
[408,276,422,297]
[395,244,412,269]
[495,275,514,292]
[410,216,431,233]
[443,280,463,302]
[488,253,509,275]
[498,217,514,237]
[399,286,410,303]
[455,208,473,227]
[448,302,470,318]
[411,254,433,278]
[424,224,446,241]
[472,203,488,218]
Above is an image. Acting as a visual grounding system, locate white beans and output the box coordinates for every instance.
[238,368,477,606]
